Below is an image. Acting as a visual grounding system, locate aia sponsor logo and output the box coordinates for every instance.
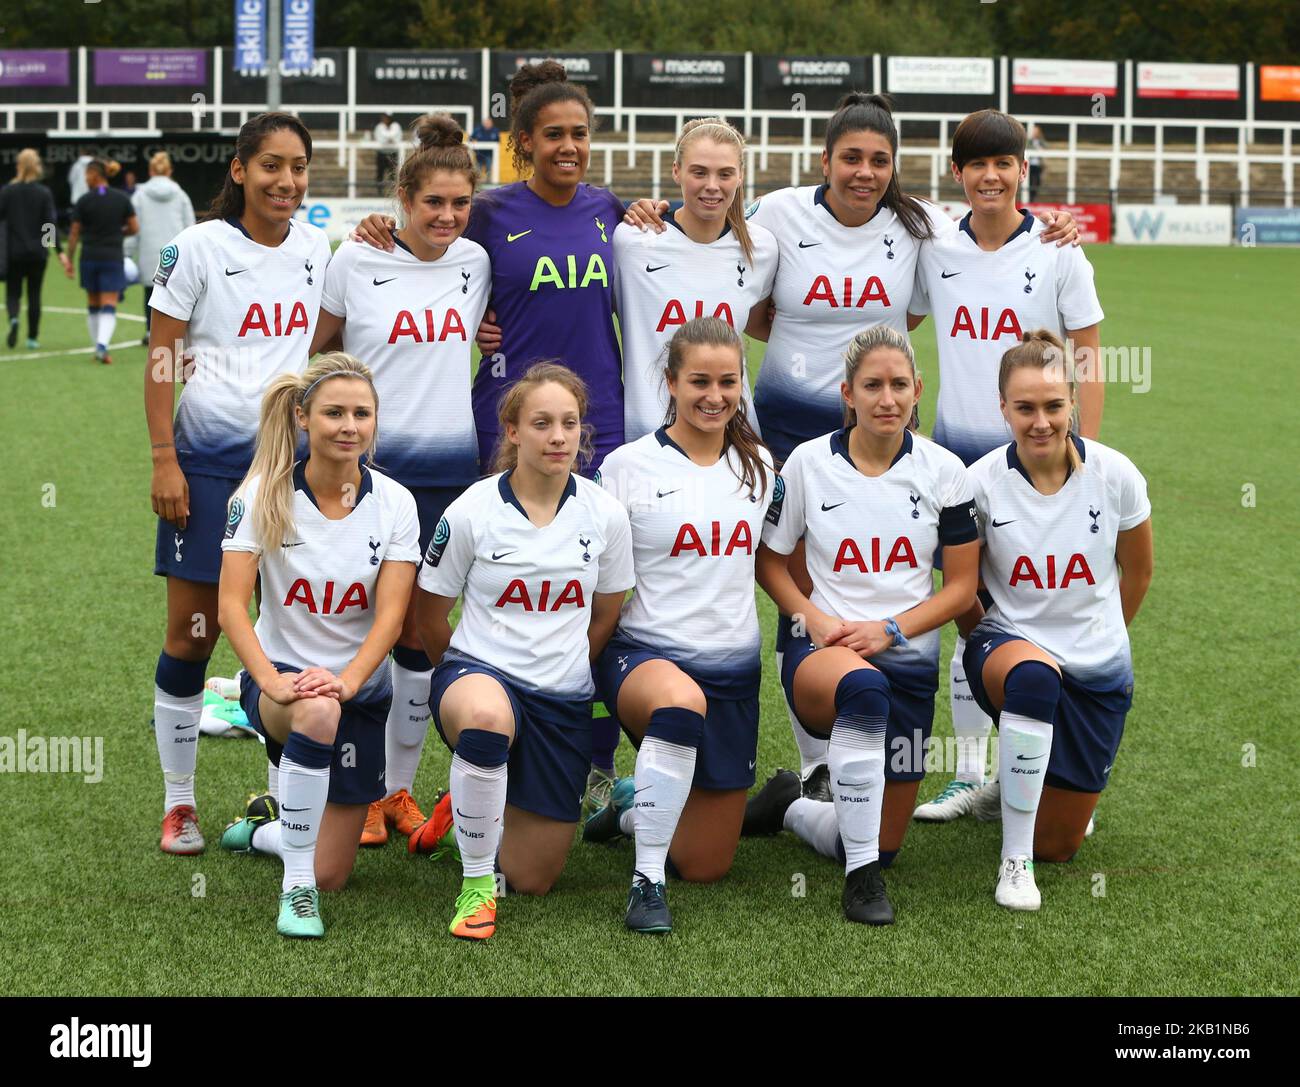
[282,579,369,613]
[669,520,753,557]
[831,536,918,573]
[494,579,586,611]
[1008,554,1096,589]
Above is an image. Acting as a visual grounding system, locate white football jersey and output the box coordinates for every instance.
[613,214,778,442]
[221,463,422,702]
[967,437,1150,683]
[600,429,773,680]
[748,186,953,457]
[911,211,1104,465]
[417,472,635,698]
[763,428,977,672]
[321,236,491,487]
[151,217,332,478]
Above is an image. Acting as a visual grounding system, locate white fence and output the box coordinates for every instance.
[6,47,1298,207]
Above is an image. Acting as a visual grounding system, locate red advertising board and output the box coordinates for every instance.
[1020,202,1112,244]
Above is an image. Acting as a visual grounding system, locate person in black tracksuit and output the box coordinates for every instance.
[0,148,71,350]
[64,158,138,364]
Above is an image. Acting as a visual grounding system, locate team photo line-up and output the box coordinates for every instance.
[139,60,1153,941]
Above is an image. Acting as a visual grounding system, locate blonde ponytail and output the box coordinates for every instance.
[233,352,378,554]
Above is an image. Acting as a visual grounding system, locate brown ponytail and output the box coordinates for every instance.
[664,316,769,501]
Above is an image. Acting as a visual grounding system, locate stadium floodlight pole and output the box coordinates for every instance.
[267,0,282,110]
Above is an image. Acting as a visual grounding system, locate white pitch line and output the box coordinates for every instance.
[5,307,149,362]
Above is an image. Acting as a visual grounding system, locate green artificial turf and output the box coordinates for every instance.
[2,245,1297,995]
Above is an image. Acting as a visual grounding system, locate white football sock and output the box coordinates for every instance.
[251,819,282,856]
[632,736,697,885]
[154,685,201,814]
[828,715,887,873]
[618,807,636,836]
[778,649,828,775]
[999,711,1053,860]
[451,752,507,879]
[783,796,842,861]
[97,307,117,346]
[86,309,99,346]
[952,637,992,784]
[266,759,279,800]
[384,657,433,797]
[278,754,330,892]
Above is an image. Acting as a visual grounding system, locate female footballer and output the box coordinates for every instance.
[413,364,634,941]
[749,326,980,925]
[910,110,1105,822]
[352,61,640,813]
[614,118,777,443]
[310,113,491,849]
[145,113,332,855]
[584,317,773,934]
[958,330,1152,910]
[217,354,422,937]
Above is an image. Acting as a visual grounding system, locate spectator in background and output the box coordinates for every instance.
[1029,125,1047,195]
[123,170,139,196]
[127,152,196,345]
[0,148,70,350]
[68,149,94,207]
[373,113,402,194]
[471,114,497,174]
[64,158,138,365]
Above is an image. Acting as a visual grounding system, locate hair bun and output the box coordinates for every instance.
[509,59,568,107]
[412,113,464,151]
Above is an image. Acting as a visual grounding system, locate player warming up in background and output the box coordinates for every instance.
[747,326,979,924]
[312,113,491,848]
[413,364,634,940]
[145,113,331,855]
[217,354,421,937]
[910,110,1104,822]
[958,330,1152,910]
[585,318,773,933]
[64,158,137,364]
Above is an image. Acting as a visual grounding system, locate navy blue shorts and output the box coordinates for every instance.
[594,634,759,791]
[80,258,126,294]
[963,623,1133,794]
[154,471,240,584]
[780,630,937,783]
[429,656,591,823]
[240,663,389,806]
[406,484,466,557]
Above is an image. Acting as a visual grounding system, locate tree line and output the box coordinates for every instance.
[2,0,1296,63]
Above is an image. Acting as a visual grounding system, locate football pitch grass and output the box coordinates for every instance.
[3,246,1297,996]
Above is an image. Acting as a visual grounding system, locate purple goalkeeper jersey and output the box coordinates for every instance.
[467,182,626,473]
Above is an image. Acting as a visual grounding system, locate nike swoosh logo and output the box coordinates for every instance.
[748,759,756,770]
[634,785,654,794]
[646,264,669,273]
[991,519,1016,527]
[456,807,483,819]
[1016,754,1046,761]
[953,677,967,685]
[225,268,246,276]
[506,230,532,242]
[492,549,517,560]
[837,779,870,787]
[821,501,845,511]
[407,699,429,707]
[797,240,820,248]
[941,271,961,279]
[176,722,198,730]
[656,489,680,498]
[281,541,305,548]
[372,276,396,286]
[282,805,310,812]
